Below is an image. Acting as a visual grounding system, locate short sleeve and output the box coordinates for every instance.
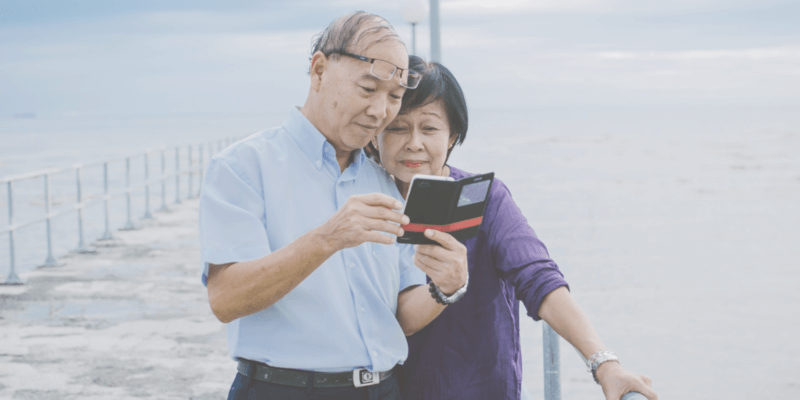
[485,180,569,320]
[199,157,272,286]
[397,242,426,291]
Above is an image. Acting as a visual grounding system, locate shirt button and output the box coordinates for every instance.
[360,306,365,313]
[316,160,322,168]
[349,262,355,269]
[372,350,378,357]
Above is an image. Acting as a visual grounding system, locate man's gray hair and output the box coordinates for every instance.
[309,11,404,72]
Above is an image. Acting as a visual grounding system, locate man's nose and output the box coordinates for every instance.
[365,94,388,120]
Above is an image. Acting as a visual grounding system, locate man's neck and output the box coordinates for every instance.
[300,105,355,173]
[335,150,354,173]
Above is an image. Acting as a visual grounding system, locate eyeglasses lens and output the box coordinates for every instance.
[370,60,421,89]
[370,60,396,80]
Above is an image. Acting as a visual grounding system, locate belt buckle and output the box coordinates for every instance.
[352,368,380,388]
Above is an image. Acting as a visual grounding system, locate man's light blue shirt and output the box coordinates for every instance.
[199,108,425,373]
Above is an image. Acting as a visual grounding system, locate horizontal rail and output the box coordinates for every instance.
[3,136,238,285]
[0,143,220,184]
[0,166,203,235]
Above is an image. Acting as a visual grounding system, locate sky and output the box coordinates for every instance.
[0,0,798,117]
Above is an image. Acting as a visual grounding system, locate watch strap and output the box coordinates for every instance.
[428,274,468,305]
[587,350,619,384]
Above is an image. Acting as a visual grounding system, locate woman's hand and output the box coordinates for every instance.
[413,229,468,295]
[596,361,659,400]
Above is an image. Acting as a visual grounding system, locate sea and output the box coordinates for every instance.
[1,106,799,399]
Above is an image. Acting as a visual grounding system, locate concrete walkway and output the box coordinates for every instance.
[0,199,234,400]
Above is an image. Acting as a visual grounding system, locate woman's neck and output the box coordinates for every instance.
[398,165,450,200]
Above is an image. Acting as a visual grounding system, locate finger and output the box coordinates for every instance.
[362,204,409,225]
[364,219,405,237]
[640,387,659,400]
[415,244,450,264]
[412,253,434,273]
[363,231,395,245]
[358,193,404,210]
[423,229,461,250]
[637,376,658,400]
[414,251,445,272]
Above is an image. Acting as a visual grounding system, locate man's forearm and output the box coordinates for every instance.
[538,286,607,358]
[207,227,336,323]
[396,284,447,336]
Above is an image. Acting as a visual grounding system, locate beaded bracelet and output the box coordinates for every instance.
[428,282,449,305]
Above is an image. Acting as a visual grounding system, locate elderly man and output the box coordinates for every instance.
[199,12,468,400]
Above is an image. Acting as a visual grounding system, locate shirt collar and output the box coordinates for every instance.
[283,107,328,170]
[282,107,366,173]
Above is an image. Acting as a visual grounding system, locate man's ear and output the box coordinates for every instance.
[309,51,328,92]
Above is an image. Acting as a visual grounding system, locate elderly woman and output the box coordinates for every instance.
[369,56,659,400]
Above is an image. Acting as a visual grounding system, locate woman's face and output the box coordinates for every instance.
[373,100,457,187]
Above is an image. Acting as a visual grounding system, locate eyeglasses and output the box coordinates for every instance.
[330,50,422,89]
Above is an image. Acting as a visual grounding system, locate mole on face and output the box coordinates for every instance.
[333,101,338,109]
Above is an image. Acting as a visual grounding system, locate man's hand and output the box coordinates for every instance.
[596,361,659,400]
[317,193,409,253]
[413,229,468,295]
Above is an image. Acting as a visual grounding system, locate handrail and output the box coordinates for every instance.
[0,143,214,184]
[0,167,202,235]
[1,137,240,284]
[542,322,650,400]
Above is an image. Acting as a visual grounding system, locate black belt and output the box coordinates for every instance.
[237,360,394,388]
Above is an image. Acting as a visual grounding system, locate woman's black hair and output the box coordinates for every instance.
[368,55,468,163]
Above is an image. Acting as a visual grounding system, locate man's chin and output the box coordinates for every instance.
[343,138,374,153]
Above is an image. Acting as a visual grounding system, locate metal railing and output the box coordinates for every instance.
[1,136,239,285]
[540,322,648,400]
[1,135,649,400]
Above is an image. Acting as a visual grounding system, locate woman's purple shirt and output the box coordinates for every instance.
[402,166,569,400]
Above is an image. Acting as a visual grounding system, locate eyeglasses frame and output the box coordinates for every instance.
[328,50,421,89]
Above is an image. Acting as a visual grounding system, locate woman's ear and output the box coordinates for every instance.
[370,136,380,152]
[448,133,458,149]
[309,51,327,92]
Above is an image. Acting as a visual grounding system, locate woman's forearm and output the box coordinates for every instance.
[537,286,607,359]
[396,284,447,336]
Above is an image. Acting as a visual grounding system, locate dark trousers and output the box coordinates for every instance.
[227,371,402,400]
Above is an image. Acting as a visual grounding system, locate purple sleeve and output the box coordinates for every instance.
[484,179,569,321]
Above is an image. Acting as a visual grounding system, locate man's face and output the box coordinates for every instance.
[315,38,409,154]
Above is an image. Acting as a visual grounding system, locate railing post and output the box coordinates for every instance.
[198,144,204,197]
[40,174,60,267]
[142,153,154,219]
[2,181,23,285]
[543,321,562,400]
[158,149,168,212]
[73,167,93,253]
[98,162,115,240]
[121,158,136,229]
[174,147,181,204]
[187,145,193,199]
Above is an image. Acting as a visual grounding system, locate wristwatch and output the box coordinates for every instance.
[586,350,619,384]
[429,274,468,305]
